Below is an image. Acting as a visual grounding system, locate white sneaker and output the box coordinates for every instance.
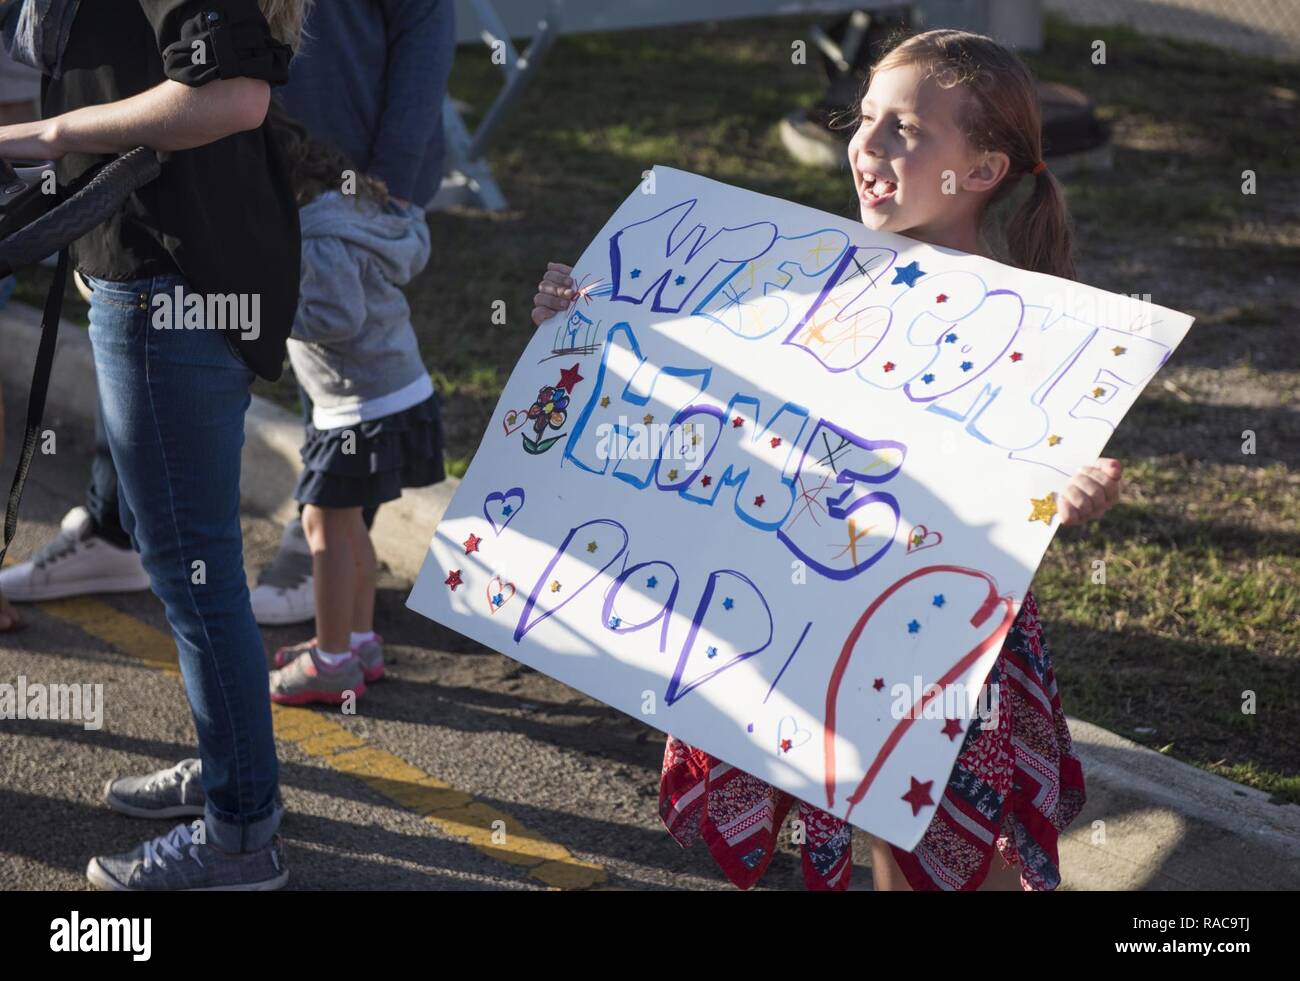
[249,518,315,626]
[0,506,150,601]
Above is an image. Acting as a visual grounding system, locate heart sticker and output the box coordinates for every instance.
[483,488,525,536]
[486,576,516,615]
[905,523,943,553]
[501,408,528,436]
[776,716,812,754]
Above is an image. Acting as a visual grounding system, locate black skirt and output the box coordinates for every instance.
[294,391,446,510]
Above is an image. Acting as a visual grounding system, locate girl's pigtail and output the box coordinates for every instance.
[1007,169,1075,281]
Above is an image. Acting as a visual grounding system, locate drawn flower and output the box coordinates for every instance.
[527,385,569,436]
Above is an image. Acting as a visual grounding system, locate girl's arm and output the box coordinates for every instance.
[0,77,270,160]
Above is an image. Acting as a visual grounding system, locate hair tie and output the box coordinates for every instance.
[1031,160,1048,176]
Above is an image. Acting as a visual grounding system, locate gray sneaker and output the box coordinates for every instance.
[104,758,205,819]
[86,823,289,891]
[273,634,385,683]
[269,646,366,706]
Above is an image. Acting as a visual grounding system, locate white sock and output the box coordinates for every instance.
[315,648,353,668]
[350,631,376,647]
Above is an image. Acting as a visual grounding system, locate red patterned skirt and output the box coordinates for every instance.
[658,590,1086,890]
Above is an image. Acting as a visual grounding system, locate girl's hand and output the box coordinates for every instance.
[1059,458,1122,527]
[532,262,575,326]
[0,118,64,163]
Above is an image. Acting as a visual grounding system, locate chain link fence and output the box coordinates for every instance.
[1045,0,1300,62]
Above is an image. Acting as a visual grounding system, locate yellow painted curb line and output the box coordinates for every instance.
[38,595,606,889]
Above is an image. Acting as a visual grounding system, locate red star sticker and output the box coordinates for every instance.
[770,437,782,448]
[873,677,885,692]
[941,718,964,741]
[936,293,948,303]
[780,739,793,753]
[731,416,743,428]
[557,363,584,392]
[883,361,896,372]
[902,776,935,816]
[1009,351,1023,362]
[754,495,765,507]
[462,533,481,555]
[701,475,712,487]
[444,569,463,591]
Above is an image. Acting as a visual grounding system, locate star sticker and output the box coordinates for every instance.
[922,373,935,384]
[674,275,686,286]
[1047,434,1062,446]
[502,504,514,516]
[599,396,610,407]
[707,645,718,659]
[873,677,885,692]
[731,416,743,428]
[1112,345,1126,356]
[960,360,973,372]
[462,533,481,554]
[1028,492,1058,525]
[883,361,896,372]
[608,616,621,628]
[586,541,598,553]
[643,413,654,425]
[444,570,463,591]
[907,619,921,634]
[630,268,641,279]
[1092,386,1106,398]
[945,333,958,344]
[941,718,964,741]
[558,363,583,392]
[770,437,782,448]
[691,434,700,445]
[667,468,679,480]
[754,495,765,507]
[932,594,945,608]
[936,293,948,303]
[647,576,658,588]
[492,593,504,607]
[902,776,935,815]
[780,738,793,753]
[1009,351,1023,362]
[891,260,924,287]
[911,532,924,547]
[723,597,734,610]
[701,475,712,487]
[550,580,562,593]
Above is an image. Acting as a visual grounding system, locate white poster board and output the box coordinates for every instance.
[408,166,1194,849]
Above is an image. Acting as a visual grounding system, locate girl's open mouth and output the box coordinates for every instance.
[859,175,898,208]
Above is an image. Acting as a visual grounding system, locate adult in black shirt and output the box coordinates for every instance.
[0,0,305,890]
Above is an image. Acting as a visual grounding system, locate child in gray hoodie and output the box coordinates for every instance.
[266,107,445,705]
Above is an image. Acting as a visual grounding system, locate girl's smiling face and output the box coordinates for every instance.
[848,61,1005,253]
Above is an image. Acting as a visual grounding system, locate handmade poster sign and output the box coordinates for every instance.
[408,166,1194,849]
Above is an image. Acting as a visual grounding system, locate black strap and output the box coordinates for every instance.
[1,246,71,568]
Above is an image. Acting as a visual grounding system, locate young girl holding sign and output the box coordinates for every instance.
[532,29,1123,890]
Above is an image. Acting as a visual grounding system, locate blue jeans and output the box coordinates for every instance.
[85,271,281,852]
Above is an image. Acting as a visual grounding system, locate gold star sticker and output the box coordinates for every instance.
[586,541,598,553]
[643,413,654,425]
[550,580,562,593]
[1112,345,1126,356]
[691,434,700,445]
[1047,434,1062,446]
[599,396,610,407]
[1028,493,1058,526]
[667,468,679,480]
[1091,387,1105,398]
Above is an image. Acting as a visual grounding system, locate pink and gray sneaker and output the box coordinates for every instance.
[272,634,385,683]
[268,646,366,706]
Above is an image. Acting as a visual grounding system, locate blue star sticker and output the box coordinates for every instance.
[945,333,958,343]
[723,597,734,610]
[933,594,946,608]
[647,576,658,588]
[493,593,504,607]
[891,261,924,287]
[674,275,686,286]
[960,361,973,372]
[608,616,621,628]
[630,268,641,279]
[922,373,935,384]
[706,645,718,658]
[908,619,921,634]
[502,504,513,516]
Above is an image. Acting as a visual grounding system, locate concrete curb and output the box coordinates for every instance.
[0,300,456,582]
[4,300,1298,888]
